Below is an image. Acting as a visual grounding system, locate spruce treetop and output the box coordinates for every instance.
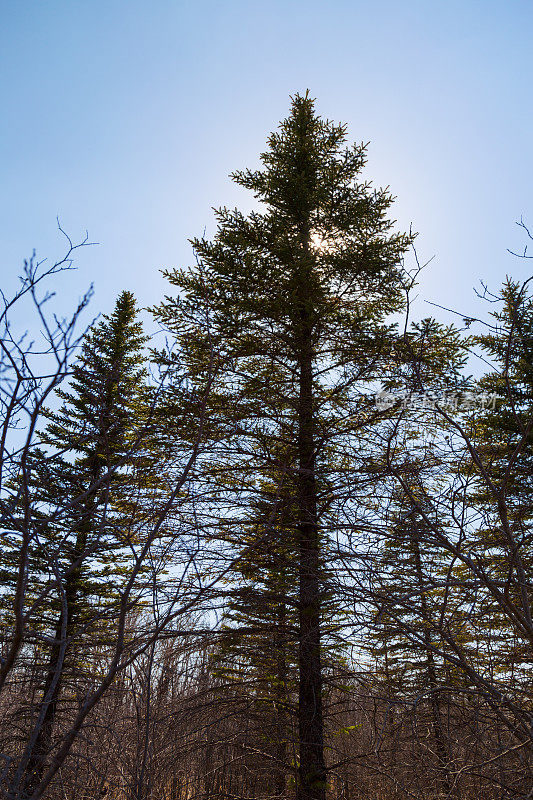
[155,92,413,398]
[43,289,148,466]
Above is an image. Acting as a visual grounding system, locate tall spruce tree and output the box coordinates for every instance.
[3,290,151,797]
[153,93,412,799]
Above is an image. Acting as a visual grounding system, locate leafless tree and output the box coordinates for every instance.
[0,232,222,800]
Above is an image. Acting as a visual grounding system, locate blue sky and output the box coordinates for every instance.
[1,0,532,330]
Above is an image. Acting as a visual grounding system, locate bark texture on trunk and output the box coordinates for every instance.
[296,308,326,800]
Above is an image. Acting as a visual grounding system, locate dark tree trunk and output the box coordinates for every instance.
[296,311,326,800]
[22,611,65,798]
[21,501,92,798]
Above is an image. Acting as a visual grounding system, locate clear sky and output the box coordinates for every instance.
[1,0,532,329]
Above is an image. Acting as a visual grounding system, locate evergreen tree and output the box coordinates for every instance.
[2,290,151,796]
[475,279,533,512]
[211,445,350,796]
[469,279,533,684]
[212,463,299,796]
[153,92,412,799]
[360,320,470,797]
[369,478,464,797]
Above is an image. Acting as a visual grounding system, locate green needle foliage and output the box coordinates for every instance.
[0,290,152,795]
[470,279,533,683]
[153,92,413,799]
[34,289,150,620]
[475,279,533,510]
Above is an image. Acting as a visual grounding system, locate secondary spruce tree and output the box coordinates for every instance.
[153,93,411,799]
[470,279,533,683]
[6,290,150,797]
[369,477,460,796]
[211,458,299,796]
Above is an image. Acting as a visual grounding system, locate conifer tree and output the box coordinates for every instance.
[212,464,299,796]
[153,92,412,799]
[359,320,470,796]
[211,446,350,796]
[3,290,151,796]
[369,477,463,796]
[469,279,533,683]
[475,279,533,510]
